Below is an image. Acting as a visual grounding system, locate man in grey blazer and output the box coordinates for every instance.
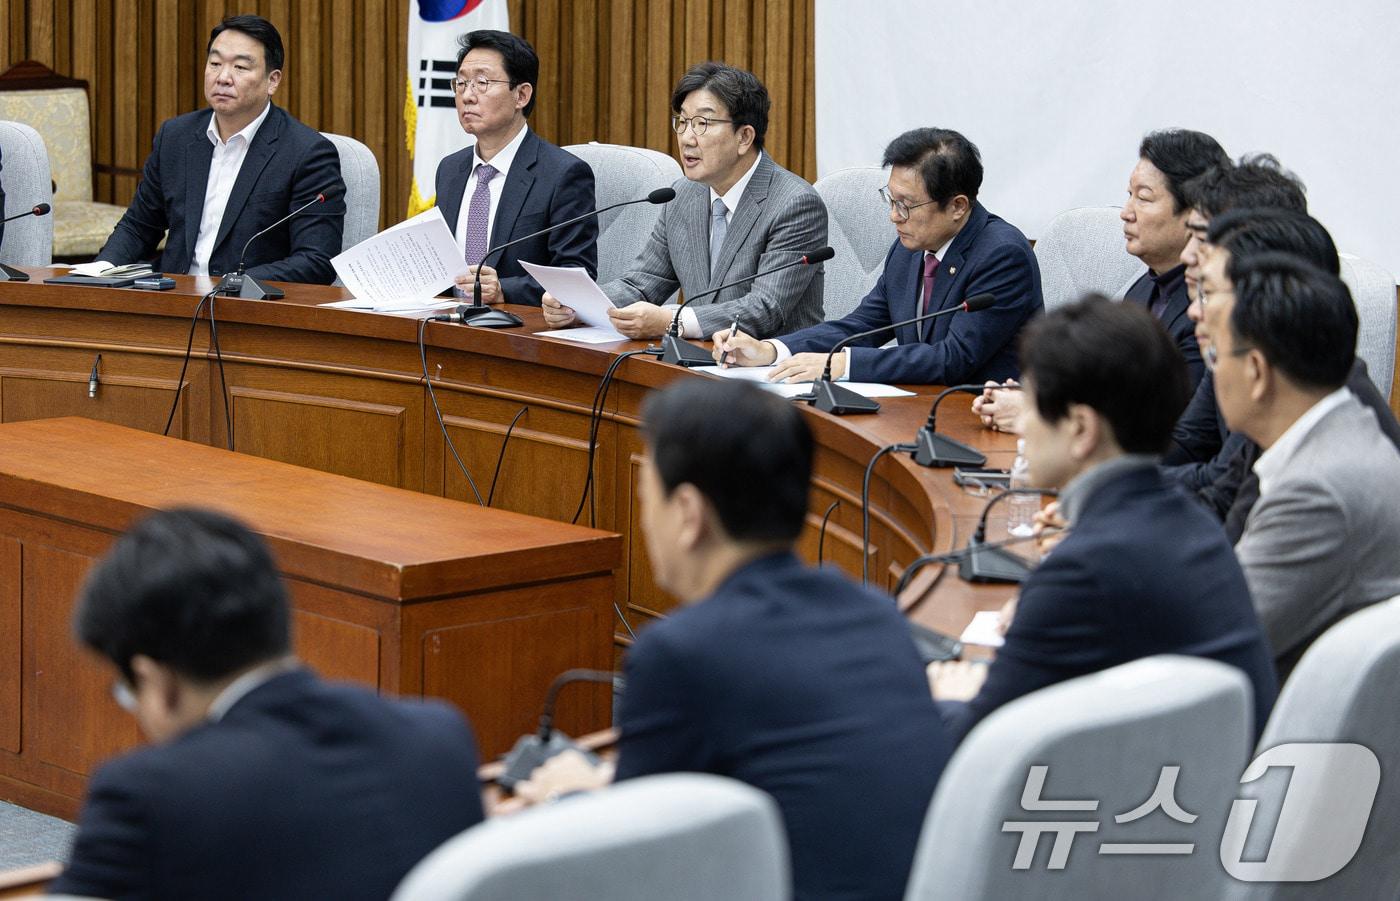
[1204,250,1400,680]
[542,62,826,339]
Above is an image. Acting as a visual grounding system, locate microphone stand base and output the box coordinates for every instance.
[216,273,284,300]
[497,730,601,791]
[660,333,714,367]
[0,263,30,282]
[912,426,987,468]
[958,536,1032,584]
[808,379,880,415]
[454,303,524,328]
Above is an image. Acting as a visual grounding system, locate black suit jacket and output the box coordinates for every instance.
[97,105,345,284]
[944,464,1278,744]
[433,129,597,307]
[1124,264,1204,393]
[615,552,951,901]
[51,669,484,901]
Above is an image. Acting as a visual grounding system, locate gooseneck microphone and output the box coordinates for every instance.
[797,292,996,415]
[215,191,330,300]
[496,668,623,790]
[448,187,678,329]
[0,203,53,282]
[960,486,1055,583]
[911,381,1023,468]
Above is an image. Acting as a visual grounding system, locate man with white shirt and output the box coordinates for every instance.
[1205,251,1400,679]
[433,30,596,306]
[542,62,827,339]
[96,15,345,284]
[715,127,1040,384]
[50,507,484,900]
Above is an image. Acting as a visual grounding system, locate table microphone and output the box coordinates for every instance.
[449,186,677,329]
[959,486,1055,583]
[216,191,331,300]
[658,246,835,366]
[497,668,622,790]
[796,292,996,415]
[0,202,53,282]
[910,381,1023,468]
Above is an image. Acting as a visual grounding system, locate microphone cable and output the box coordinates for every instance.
[206,295,234,450]
[417,316,485,506]
[861,441,918,586]
[486,406,528,507]
[572,348,657,526]
[816,500,840,567]
[162,288,218,440]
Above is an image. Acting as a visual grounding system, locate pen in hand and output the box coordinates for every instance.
[721,320,739,368]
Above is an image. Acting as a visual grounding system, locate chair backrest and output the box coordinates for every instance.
[321,132,381,253]
[1339,253,1396,400]
[391,773,790,901]
[1226,595,1400,900]
[0,62,93,203]
[0,120,54,266]
[1034,206,1145,311]
[905,656,1252,901]
[562,142,683,285]
[813,166,897,320]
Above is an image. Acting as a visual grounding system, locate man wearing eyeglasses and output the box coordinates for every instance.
[715,127,1040,386]
[541,61,826,340]
[433,30,597,306]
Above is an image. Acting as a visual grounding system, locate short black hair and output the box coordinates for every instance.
[457,30,539,118]
[1020,295,1189,454]
[1227,252,1356,391]
[1138,129,1231,213]
[209,15,284,73]
[671,62,771,151]
[75,507,291,685]
[641,380,810,543]
[882,127,983,206]
[1182,153,1307,219]
[1208,208,1340,276]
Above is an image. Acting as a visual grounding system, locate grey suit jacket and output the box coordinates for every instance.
[601,152,827,338]
[1236,393,1400,675]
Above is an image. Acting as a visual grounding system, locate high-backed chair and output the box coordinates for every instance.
[905,656,1253,900]
[0,61,131,259]
[321,132,381,253]
[391,773,789,901]
[813,166,897,320]
[1034,206,1145,311]
[1338,253,1396,399]
[1225,596,1400,900]
[563,142,682,286]
[0,120,53,266]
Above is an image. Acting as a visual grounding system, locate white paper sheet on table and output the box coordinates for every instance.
[320,297,457,313]
[692,366,915,399]
[535,326,631,344]
[328,207,464,305]
[959,610,1006,648]
[518,261,623,332]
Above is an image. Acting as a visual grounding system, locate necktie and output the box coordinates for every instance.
[709,197,728,275]
[464,163,498,266]
[919,253,940,339]
[1148,281,1169,319]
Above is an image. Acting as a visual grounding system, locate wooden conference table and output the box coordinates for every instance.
[0,269,1022,810]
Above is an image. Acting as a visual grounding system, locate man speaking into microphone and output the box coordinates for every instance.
[93,15,345,285]
[719,128,1042,385]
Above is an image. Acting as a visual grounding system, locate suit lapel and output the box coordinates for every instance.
[439,150,474,233]
[212,105,282,254]
[491,130,538,248]
[183,113,216,256]
[709,153,773,286]
[892,249,924,345]
[1160,284,1192,336]
[923,203,989,343]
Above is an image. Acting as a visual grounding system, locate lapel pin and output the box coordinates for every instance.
[948,266,957,275]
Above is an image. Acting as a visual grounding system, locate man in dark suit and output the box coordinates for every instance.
[95,15,345,284]
[518,379,951,901]
[930,298,1277,743]
[433,30,596,307]
[716,127,1040,385]
[50,508,484,901]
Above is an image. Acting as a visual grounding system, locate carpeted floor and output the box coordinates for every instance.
[0,801,75,870]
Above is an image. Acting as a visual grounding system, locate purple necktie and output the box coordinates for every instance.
[919,253,940,339]
[463,162,498,266]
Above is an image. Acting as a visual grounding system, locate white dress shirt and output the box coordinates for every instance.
[666,152,764,339]
[454,123,530,257]
[190,102,272,276]
[1253,387,1352,497]
[206,656,300,722]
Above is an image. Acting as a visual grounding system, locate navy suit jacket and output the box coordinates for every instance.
[51,669,484,901]
[778,203,1042,384]
[944,465,1278,744]
[433,129,597,307]
[615,553,951,901]
[97,105,346,284]
[1124,264,1204,392]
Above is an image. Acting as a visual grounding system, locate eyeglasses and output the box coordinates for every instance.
[671,114,733,136]
[452,75,514,95]
[878,186,938,222]
[111,678,138,714]
[1204,341,1251,372]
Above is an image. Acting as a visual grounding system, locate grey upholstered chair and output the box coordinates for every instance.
[1224,595,1400,900]
[563,142,683,286]
[0,119,54,266]
[321,132,381,253]
[905,656,1253,901]
[1339,253,1396,399]
[813,166,897,320]
[391,773,790,901]
[1034,206,1144,311]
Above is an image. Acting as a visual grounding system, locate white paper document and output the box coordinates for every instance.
[518,261,623,333]
[320,297,458,313]
[535,326,631,345]
[693,366,916,399]
[328,207,464,305]
[959,610,1006,648]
